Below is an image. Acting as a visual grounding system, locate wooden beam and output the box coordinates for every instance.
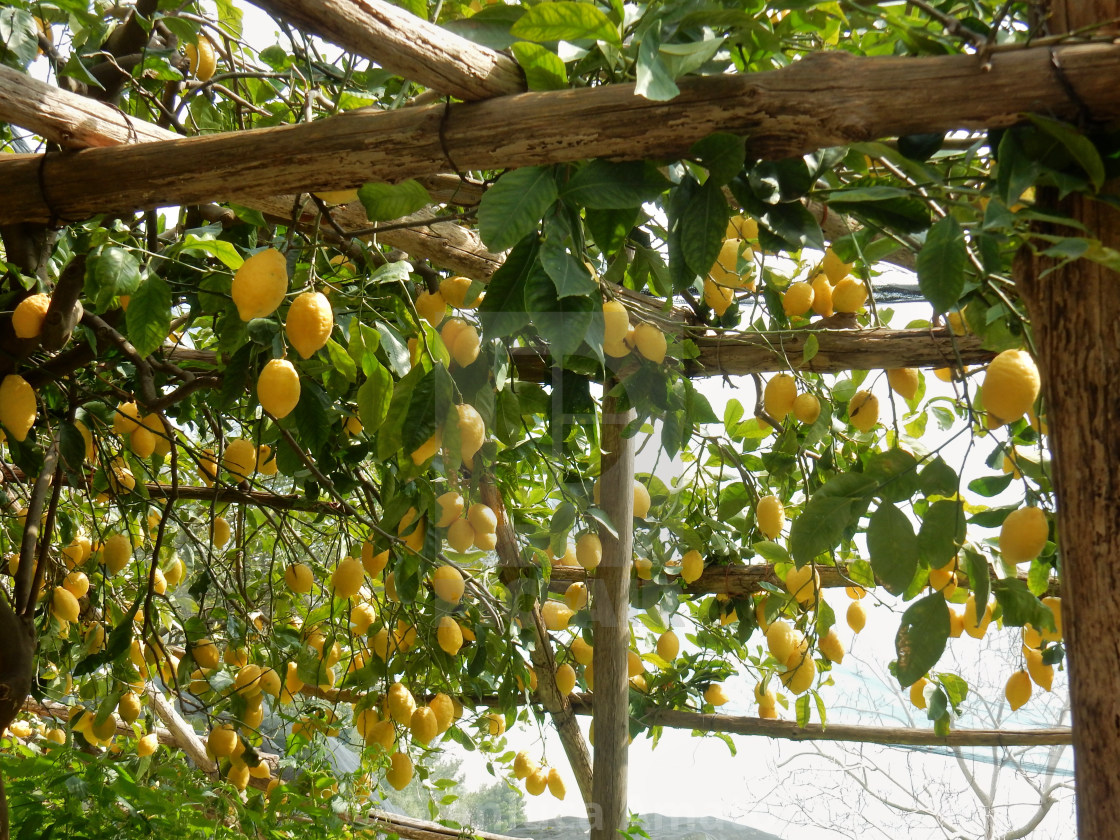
[3,43,1120,224]
[246,0,524,101]
[590,385,635,840]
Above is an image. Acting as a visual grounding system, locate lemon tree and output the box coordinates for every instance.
[0,1,1107,838]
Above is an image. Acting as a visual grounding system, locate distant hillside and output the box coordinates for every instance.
[504,813,782,840]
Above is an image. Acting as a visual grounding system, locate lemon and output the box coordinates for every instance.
[1005,669,1032,711]
[680,549,704,584]
[0,375,37,441]
[764,373,797,419]
[792,392,821,424]
[818,628,844,663]
[428,693,455,733]
[13,293,50,339]
[513,751,538,780]
[756,495,786,539]
[541,601,573,631]
[832,277,867,313]
[129,426,155,458]
[488,712,506,736]
[576,533,602,570]
[137,732,158,757]
[633,322,667,364]
[848,390,879,432]
[350,602,375,634]
[210,516,231,548]
[709,238,743,285]
[232,249,287,321]
[117,691,142,723]
[728,216,759,241]
[554,663,577,696]
[386,751,414,790]
[781,649,816,694]
[193,638,220,670]
[963,594,992,638]
[564,581,588,611]
[909,676,929,709]
[547,768,566,801]
[782,282,814,317]
[208,724,238,757]
[387,682,417,725]
[999,506,1048,564]
[446,518,475,553]
[526,767,548,796]
[457,403,485,465]
[234,663,263,698]
[983,349,1040,424]
[633,482,651,518]
[221,438,256,481]
[51,586,80,623]
[62,571,89,598]
[467,503,497,535]
[185,35,217,81]
[284,562,314,594]
[785,564,819,606]
[410,431,442,465]
[705,683,729,706]
[603,300,630,347]
[410,706,439,745]
[440,275,480,308]
[415,289,447,326]
[656,629,679,662]
[810,273,834,317]
[331,556,364,599]
[257,359,301,419]
[432,564,465,603]
[571,637,594,666]
[928,567,957,597]
[112,401,141,435]
[948,607,965,638]
[883,367,920,402]
[766,620,798,662]
[821,248,852,284]
[1040,596,1062,642]
[361,541,390,575]
[437,616,463,655]
[703,278,734,316]
[1023,646,1053,691]
[102,534,133,574]
[285,292,333,359]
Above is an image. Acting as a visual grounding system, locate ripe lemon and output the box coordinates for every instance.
[467,503,497,535]
[781,649,816,695]
[948,607,965,638]
[440,275,481,309]
[848,390,879,432]
[821,248,852,284]
[541,601,573,631]
[231,248,287,321]
[12,292,50,339]
[842,601,865,636]
[193,638,221,670]
[526,767,548,796]
[1005,669,1032,711]
[51,586,80,623]
[571,637,593,666]
[728,216,759,241]
[129,426,155,458]
[0,375,37,441]
[633,482,651,518]
[633,322,667,364]
[488,712,506,736]
[709,238,743,285]
[656,629,679,662]
[457,403,485,465]
[137,732,158,757]
[207,723,238,757]
[313,189,359,205]
[564,581,587,611]
[410,707,439,745]
[185,35,217,81]
[705,683,729,706]
[222,438,256,481]
[350,602,375,634]
[1023,646,1054,691]
[782,282,814,317]
[680,549,704,584]
[983,349,1040,424]
[446,518,475,553]
[210,516,231,548]
[603,300,630,347]
[257,359,300,419]
[810,273,834,317]
[514,751,538,780]
[555,663,577,696]
[432,564,465,603]
[1040,596,1062,642]
[63,570,89,598]
[331,556,364,599]
[819,628,845,663]
[102,533,133,574]
[887,367,920,401]
[766,620,798,662]
[285,292,333,359]
[436,492,464,528]
[963,594,993,638]
[410,431,442,465]
[386,751,414,790]
[832,276,866,313]
[999,506,1048,564]
[703,278,734,316]
[255,443,276,474]
[576,533,602,570]
[284,562,314,594]
[909,676,929,709]
[792,392,821,424]
[928,567,957,598]
[387,682,417,725]
[437,616,463,655]
[633,556,652,580]
[429,693,455,732]
[785,564,819,607]
[764,374,797,419]
[547,768,566,801]
[234,663,263,698]
[112,401,141,435]
[450,323,481,368]
[415,289,447,326]
[361,541,389,576]
[756,495,786,539]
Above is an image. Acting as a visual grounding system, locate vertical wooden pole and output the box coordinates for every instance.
[590,384,635,839]
[1018,6,1120,837]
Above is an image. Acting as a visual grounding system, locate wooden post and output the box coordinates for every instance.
[1015,5,1120,837]
[590,385,635,839]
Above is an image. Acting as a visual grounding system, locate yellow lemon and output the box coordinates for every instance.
[602,300,630,346]
[432,564,465,604]
[231,248,287,321]
[909,676,929,709]
[285,292,333,359]
[792,392,821,424]
[185,35,217,81]
[446,518,475,553]
[703,278,734,316]
[331,556,364,599]
[832,277,867,313]
[848,390,879,432]
[756,495,786,539]
[810,273,833,317]
[764,374,797,420]
[547,768,566,800]
[887,367,920,401]
[437,616,464,655]
[457,403,485,465]
[415,289,447,327]
[451,324,482,368]
[222,438,257,481]
[257,359,301,419]
[386,751,414,790]
[681,549,704,584]
[51,586,80,623]
[571,637,594,666]
[541,601,573,631]
[554,663,577,696]
[784,564,819,607]
[633,322,667,364]
[821,248,852,284]
[440,275,481,309]
[284,562,314,594]
[780,649,816,695]
[467,503,497,535]
[999,506,1048,564]
[576,533,602,571]
[1005,670,1032,711]
[818,628,844,663]
[12,293,50,339]
[387,682,416,725]
[704,683,729,706]
[983,349,1040,424]
[410,707,439,745]
[782,282,814,317]
[633,482,651,518]
[656,629,679,662]
[1024,646,1054,692]
[0,375,37,441]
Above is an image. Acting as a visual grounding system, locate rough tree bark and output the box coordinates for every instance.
[1012,5,1120,838]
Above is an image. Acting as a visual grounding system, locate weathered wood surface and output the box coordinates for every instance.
[247,0,524,101]
[3,43,1120,224]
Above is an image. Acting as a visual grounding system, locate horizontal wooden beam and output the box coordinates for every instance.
[2,43,1119,225]
[247,0,525,101]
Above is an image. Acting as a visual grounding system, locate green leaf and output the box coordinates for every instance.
[919,457,958,497]
[894,594,950,687]
[802,333,819,364]
[291,379,332,456]
[936,673,969,711]
[968,473,1014,497]
[478,237,537,338]
[561,160,669,210]
[917,499,966,569]
[511,42,568,90]
[540,213,596,298]
[867,502,918,596]
[525,271,596,359]
[86,247,140,311]
[0,8,39,67]
[402,364,454,454]
[960,546,990,614]
[681,179,730,278]
[660,36,725,78]
[1025,114,1106,192]
[177,235,244,269]
[477,167,557,252]
[635,23,678,101]
[347,322,382,377]
[865,448,921,504]
[377,365,420,460]
[510,2,620,45]
[584,206,638,254]
[992,578,1049,627]
[324,338,357,383]
[358,180,431,222]
[753,540,790,565]
[357,362,393,435]
[789,474,876,566]
[917,215,967,314]
[125,275,172,359]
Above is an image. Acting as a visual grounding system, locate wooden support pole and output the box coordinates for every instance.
[3,43,1120,224]
[590,384,635,839]
[246,0,524,101]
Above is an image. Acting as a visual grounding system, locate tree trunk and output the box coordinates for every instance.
[590,387,635,839]
[1015,7,1120,839]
